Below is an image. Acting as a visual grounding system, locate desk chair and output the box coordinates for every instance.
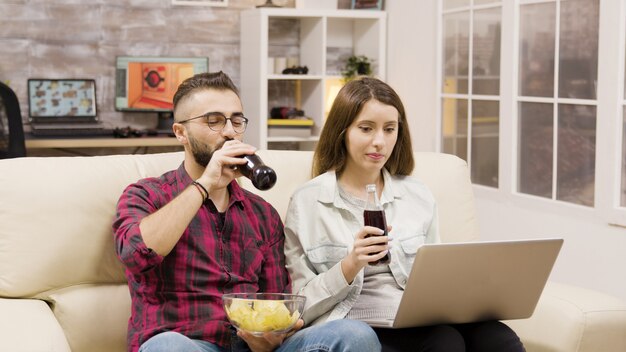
[0,81,26,158]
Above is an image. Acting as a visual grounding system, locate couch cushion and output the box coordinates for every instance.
[0,298,71,352]
[505,282,626,352]
[239,150,314,222]
[1,150,476,299]
[48,284,131,352]
[412,152,479,243]
[243,150,479,243]
[0,152,184,298]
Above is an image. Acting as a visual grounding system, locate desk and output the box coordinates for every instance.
[25,136,182,156]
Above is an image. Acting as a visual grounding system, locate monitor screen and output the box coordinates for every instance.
[115,56,209,113]
[27,79,97,121]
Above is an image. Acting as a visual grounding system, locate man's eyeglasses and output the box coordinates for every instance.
[178,112,249,134]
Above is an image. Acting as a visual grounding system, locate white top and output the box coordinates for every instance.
[284,168,440,325]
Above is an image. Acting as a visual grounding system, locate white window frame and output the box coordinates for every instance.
[517,0,599,207]
[599,0,626,227]
[437,0,626,228]
[438,1,503,189]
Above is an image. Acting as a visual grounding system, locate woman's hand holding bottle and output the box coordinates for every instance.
[340,226,392,284]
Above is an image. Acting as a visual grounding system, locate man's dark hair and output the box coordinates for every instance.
[172,71,239,120]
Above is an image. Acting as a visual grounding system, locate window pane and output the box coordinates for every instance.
[556,104,596,206]
[443,0,470,10]
[472,100,499,187]
[442,98,468,161]
[518,102,553,198]
[443,12,470,94]
[474,0,498,4]
[622,112,626,207]
[472,8,501,95]
[621,107,626,207]
[558,0,599,100]
[519,3,556,97]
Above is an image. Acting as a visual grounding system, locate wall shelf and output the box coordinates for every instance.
[268,75,324,80]
[267,136,320,142]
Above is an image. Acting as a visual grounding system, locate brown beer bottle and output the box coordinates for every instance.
[364,184,390,265]
[238,154,277,190]
[225,137,277,191]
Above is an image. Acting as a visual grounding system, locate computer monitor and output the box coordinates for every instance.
[114,56,209,130]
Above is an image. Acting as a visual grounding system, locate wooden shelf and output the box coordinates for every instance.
[267,136,320,142]
[25,136,180,149]
[267,74,324,80]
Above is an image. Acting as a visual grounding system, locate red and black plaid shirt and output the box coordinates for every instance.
[113,163,290,352]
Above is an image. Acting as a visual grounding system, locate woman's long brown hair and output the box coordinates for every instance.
[312,77,414,177]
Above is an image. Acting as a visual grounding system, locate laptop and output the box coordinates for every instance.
[27,79,109,136]
[369,238,563,328]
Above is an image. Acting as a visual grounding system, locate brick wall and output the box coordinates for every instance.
[0,0,359,131]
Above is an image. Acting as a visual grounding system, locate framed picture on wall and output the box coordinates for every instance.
[171,0,228,7]
[351,0,383,10]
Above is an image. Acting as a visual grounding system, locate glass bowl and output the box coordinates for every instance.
[223,293,306,336]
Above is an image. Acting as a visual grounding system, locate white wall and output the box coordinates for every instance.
[386,0,626,301]
[386,0,438,152]
[475,191,626,301]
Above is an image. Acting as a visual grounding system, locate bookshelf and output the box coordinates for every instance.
[240,8,387,150]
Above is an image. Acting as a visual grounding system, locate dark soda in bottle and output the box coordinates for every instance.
[224,138,277,191]
[238,154,277,191]
[364,184,390,265]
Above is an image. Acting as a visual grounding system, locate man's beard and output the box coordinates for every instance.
[188,133,227,167]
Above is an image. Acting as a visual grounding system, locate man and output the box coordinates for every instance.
[113,71,379,352]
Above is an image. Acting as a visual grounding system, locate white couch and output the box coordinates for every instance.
[0,150,625,352]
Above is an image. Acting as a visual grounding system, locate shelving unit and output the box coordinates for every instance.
[240,8,387,150]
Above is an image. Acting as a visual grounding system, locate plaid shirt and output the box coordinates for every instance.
[113,163,290,352]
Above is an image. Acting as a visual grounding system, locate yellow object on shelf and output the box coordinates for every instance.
[268,119,313,138]
[267,119,314,126]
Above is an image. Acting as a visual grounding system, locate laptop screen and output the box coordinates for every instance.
[27,79,98,123]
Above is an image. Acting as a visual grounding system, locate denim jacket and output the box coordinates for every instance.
[284,169,440,325]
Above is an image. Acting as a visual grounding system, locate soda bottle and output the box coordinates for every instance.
[364,183,390,265]
[238,154,277,190]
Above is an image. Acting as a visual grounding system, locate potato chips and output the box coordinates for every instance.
[225,299,301,333]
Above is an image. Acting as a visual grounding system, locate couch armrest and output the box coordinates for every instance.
[0,298,71,352]
[504,282,626,352]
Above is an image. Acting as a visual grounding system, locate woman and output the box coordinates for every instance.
[284,77,525,352]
